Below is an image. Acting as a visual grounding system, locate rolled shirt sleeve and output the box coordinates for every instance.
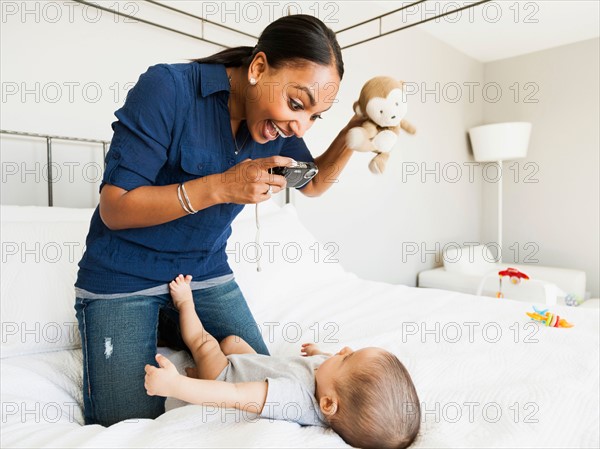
[100,64,177,192]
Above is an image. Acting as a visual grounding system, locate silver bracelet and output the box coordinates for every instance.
[180,182,198,214]
[177,183,194,214]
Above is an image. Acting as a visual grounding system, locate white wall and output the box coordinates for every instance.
[294,26,485,287]
[482,38,600,297]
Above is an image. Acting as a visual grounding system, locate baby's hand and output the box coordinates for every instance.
[301,343,321,357]
[169,274,193,309]
[144,354,180,397]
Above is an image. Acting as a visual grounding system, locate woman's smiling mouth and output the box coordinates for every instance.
[263,120,290,140]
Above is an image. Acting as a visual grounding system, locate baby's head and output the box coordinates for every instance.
[315,347,420,449]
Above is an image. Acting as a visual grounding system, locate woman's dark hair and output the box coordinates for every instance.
[191,14,344,79]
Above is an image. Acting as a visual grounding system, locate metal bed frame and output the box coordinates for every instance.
[0,129,110,207]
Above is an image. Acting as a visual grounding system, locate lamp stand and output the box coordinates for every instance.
[496,160,503,264]
[469,122,532,265]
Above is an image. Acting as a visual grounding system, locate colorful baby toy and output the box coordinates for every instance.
[564,293,586,307]
[526,306,574,328]
[496,268,530,298]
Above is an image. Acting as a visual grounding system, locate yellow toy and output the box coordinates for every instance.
[526,306,573,328]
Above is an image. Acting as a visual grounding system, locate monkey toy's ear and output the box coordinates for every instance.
[353,101,363,117]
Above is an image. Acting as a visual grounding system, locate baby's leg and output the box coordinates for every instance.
[185,336,255,379]
[169,275,229,380]
[220,335,257,355]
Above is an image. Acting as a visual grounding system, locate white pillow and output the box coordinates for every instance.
[228,202,346,308]
[1,206,95,358]
[0,201,344,357]
[443,244,497,276]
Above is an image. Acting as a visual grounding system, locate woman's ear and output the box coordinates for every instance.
[319,395,338,416]
[248,51,268,83]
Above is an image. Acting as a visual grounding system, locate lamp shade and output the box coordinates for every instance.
[468,122,532,162]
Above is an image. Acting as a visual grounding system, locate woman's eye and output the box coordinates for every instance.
[290,99,303,111]
[311,114,323,121]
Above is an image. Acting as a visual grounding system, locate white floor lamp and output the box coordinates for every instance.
[468,122,532,263]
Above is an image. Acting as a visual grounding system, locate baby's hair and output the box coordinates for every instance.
[328,350,420,449]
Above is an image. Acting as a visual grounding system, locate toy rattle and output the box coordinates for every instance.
[526,306,573,328]
[565,293,586,307]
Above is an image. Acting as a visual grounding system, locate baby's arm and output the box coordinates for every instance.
[145,354,267,414]
[169,275,228,379]
[175,376,267,414]
[301,343,332,357]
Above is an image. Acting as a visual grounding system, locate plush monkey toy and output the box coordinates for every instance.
[346,76,416,174]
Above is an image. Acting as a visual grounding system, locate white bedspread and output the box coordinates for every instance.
[2,273,599,448]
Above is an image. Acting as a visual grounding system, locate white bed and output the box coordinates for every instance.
[1,201,599,448]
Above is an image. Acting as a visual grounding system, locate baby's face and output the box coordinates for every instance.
[315,347,385,397]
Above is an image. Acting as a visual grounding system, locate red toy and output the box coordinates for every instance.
[496,268,530,298]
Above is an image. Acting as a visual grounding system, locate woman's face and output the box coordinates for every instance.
[244,56,341,143]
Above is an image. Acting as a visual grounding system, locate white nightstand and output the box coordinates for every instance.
[417,264,595,308]
[580,299,600,309]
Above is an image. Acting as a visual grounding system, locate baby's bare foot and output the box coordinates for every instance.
[169,274,193,309]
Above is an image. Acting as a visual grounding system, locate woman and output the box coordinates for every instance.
[74,14,358,426]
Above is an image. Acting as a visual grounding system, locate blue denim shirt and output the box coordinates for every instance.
[75,62,314,294]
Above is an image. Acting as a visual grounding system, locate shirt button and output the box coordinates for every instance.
[197,163,203,170]
[112,151,120,159]
[228,158,235,165]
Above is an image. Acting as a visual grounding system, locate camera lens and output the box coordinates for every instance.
[304,168,317,179]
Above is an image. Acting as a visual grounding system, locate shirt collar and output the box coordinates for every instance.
[198,63,230,97]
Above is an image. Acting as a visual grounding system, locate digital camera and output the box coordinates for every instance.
[269,162,318,189]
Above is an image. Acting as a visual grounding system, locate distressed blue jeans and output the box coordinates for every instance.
[74,279,268,426]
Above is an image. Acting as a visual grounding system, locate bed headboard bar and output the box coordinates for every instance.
[1,129,110,207]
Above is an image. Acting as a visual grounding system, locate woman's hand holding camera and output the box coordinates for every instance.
[213,156,294,204]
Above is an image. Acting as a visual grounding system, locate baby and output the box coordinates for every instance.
[145,275,421,449]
